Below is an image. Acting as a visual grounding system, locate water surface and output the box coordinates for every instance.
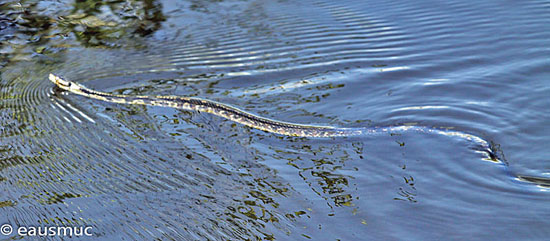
[1,0,550,240]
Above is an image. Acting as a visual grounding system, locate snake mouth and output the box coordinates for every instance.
[49,73,72,89]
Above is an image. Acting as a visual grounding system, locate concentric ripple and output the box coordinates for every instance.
[1,0,550,240]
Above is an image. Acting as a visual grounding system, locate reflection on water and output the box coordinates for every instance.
[0,0,164,65]
[1,0,550,240]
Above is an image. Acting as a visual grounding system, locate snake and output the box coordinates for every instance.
[49,73,498,160]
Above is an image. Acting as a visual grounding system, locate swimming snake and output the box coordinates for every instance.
[49,73,497,159]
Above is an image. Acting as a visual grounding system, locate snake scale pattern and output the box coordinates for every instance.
[49,73,497,159]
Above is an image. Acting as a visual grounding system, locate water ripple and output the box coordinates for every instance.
[1,0,550,239]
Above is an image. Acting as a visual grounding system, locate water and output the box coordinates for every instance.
[1,0,549,240]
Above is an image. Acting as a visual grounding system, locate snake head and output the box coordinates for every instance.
[49,73,74,91]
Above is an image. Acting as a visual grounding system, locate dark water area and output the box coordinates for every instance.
[1,0,550,240]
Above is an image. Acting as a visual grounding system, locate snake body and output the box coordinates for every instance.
[49,73,497,158]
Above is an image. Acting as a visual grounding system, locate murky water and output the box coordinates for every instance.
[1,0,549,240]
